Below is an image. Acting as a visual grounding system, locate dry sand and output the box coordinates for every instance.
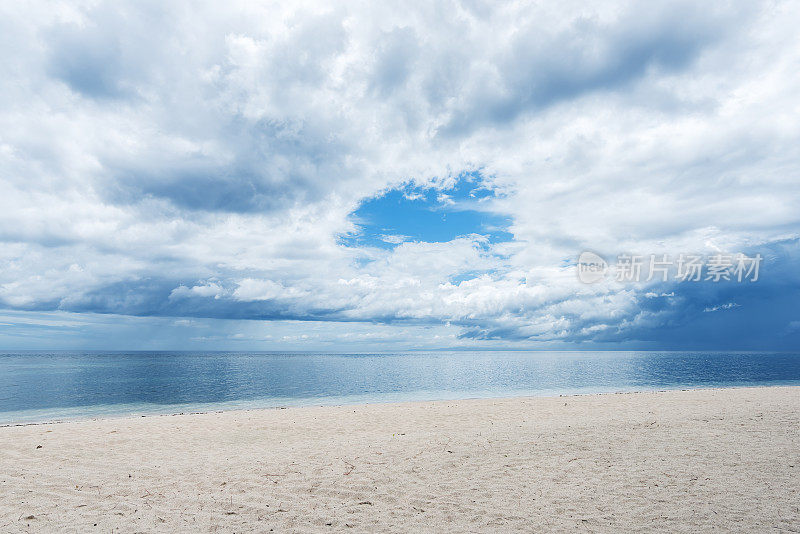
[1,386,798,533]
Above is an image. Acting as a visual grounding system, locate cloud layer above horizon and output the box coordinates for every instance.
[1,0,799,350]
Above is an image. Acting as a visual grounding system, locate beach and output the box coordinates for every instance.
[1,386,798,532]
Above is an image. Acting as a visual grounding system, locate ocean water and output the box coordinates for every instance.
[1,351,799,425]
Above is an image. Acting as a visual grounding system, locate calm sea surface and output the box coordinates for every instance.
[1,351,799,424]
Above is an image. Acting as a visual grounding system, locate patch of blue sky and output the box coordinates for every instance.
[341,173,514,249]
[448,271,500,284]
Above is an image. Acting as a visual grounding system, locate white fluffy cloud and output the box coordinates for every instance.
[1,0,799,348]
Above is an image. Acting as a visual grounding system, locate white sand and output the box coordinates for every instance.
[1,386,798,532]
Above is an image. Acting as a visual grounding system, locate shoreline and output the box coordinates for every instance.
[2,386,798,531]
[3,382,799,428]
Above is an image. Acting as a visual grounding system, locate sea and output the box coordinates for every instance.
[1,350,799,425]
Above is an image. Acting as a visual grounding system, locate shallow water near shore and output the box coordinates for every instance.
[1,350,799,424]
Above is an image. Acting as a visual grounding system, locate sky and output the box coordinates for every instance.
[0,0,799,351]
